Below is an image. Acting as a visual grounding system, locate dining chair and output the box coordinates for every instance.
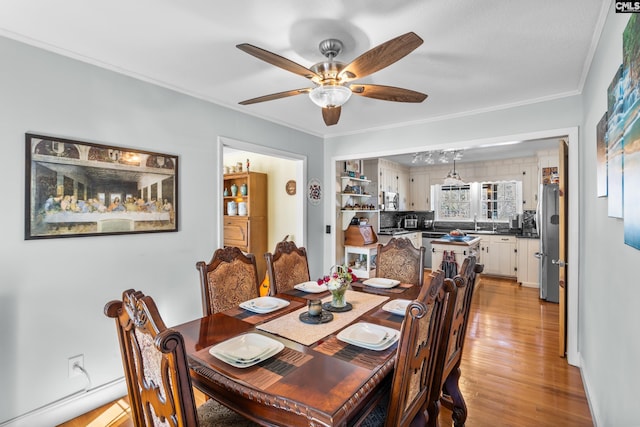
[196,246,260,316]
[104,289,258,427]
[359,269,456,427]
[264,240,311,295]
[376,237,426,286]
[428,256,484,427]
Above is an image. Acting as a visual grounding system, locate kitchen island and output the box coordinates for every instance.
[431,235,481,277]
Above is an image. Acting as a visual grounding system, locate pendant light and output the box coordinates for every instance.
[443,151,465,185]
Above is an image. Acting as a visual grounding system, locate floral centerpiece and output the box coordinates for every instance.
[317,264,357,308]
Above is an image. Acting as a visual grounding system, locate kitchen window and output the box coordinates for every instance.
[432,181,522,221]
[435,184,472,220]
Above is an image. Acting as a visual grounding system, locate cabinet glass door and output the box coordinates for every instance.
[480,181,521,220]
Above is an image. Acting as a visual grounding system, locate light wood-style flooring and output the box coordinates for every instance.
[59,276,593,426]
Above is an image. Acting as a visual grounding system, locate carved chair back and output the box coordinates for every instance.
[196,246,260,316]
[376,237,426,286]
[427,256,484,427]
[264,240,310,295]
[383,269,456,427]
[104,289,199,427]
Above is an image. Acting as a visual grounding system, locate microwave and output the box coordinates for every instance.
[382,192,399,211]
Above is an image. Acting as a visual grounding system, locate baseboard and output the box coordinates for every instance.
[579,354,600,427]
[520,281,539,288]
[0,378,126,427]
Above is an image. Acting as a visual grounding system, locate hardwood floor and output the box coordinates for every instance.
[59,276,593,426]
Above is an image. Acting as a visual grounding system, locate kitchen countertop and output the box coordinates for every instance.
[431,235,482,246]
[378,228,422,236]
[379,227,536,238]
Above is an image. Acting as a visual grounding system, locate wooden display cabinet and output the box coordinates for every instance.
[223,172,268,279]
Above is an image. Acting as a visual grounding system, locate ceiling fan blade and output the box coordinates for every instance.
[239,88,312,105]
[237,43,320,81]
[322,106,341,126]
[339,32,423,82]
[350,84,427,103]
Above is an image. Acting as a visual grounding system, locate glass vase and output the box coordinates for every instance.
[330,283,348,308]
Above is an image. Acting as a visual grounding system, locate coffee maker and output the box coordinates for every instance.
[509,214,522,232]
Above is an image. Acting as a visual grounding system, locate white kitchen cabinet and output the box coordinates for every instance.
[397,169,409,210]
[409,170,430,210]
[517,237,540,287]
[378,159,409,206]
[378,164,395,193]
[521,165,539,210]
[470,234,517,277]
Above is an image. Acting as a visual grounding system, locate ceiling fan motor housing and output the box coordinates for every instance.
[318,38,344,59]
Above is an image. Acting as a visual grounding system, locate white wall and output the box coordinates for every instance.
[0,36,323,424]
[580,8,640,426]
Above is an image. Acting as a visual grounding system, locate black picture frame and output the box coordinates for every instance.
[25,133,178,239]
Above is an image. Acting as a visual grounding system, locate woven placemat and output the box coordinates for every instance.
[256,291,389,346]
[222,300,305,325]
[313,336,398,370]
[282,288,331,300]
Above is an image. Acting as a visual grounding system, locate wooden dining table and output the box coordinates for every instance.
[172,281,420,427]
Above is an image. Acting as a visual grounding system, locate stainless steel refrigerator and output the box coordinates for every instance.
[536,184,560,303]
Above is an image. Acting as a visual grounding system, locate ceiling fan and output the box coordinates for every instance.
[236,32,428,126]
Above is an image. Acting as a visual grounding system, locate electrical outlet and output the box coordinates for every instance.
[68,354,84,378]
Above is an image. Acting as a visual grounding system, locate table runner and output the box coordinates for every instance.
[256,291,389,346]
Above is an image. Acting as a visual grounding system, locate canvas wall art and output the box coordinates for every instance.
[25,133,178,239]
[596,112,608,197]
[623,118,640,249]
[606,65,625,219]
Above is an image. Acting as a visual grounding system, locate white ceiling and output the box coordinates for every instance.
[0,0,609,142]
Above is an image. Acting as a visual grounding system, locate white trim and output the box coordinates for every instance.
[0,379,126,427]
[580,354,600,426]
[218,136,307,248]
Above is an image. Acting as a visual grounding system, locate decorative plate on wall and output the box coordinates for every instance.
[286,180,296,195]
[307,178,322,205]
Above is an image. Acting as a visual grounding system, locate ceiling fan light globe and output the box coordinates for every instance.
[309,85,352,108]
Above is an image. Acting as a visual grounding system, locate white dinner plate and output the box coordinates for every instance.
[294,281,328,293]
[209,333,284,368]
[337,323,399,351]
[239,296,290,314]
[362,277,401,288]
[382,299,412,316]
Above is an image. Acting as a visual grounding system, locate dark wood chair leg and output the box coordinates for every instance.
[442,367,467,427]
[426,400,440,427]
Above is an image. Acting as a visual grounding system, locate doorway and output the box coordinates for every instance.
[329,126,580,366]
[218,136,306,259]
